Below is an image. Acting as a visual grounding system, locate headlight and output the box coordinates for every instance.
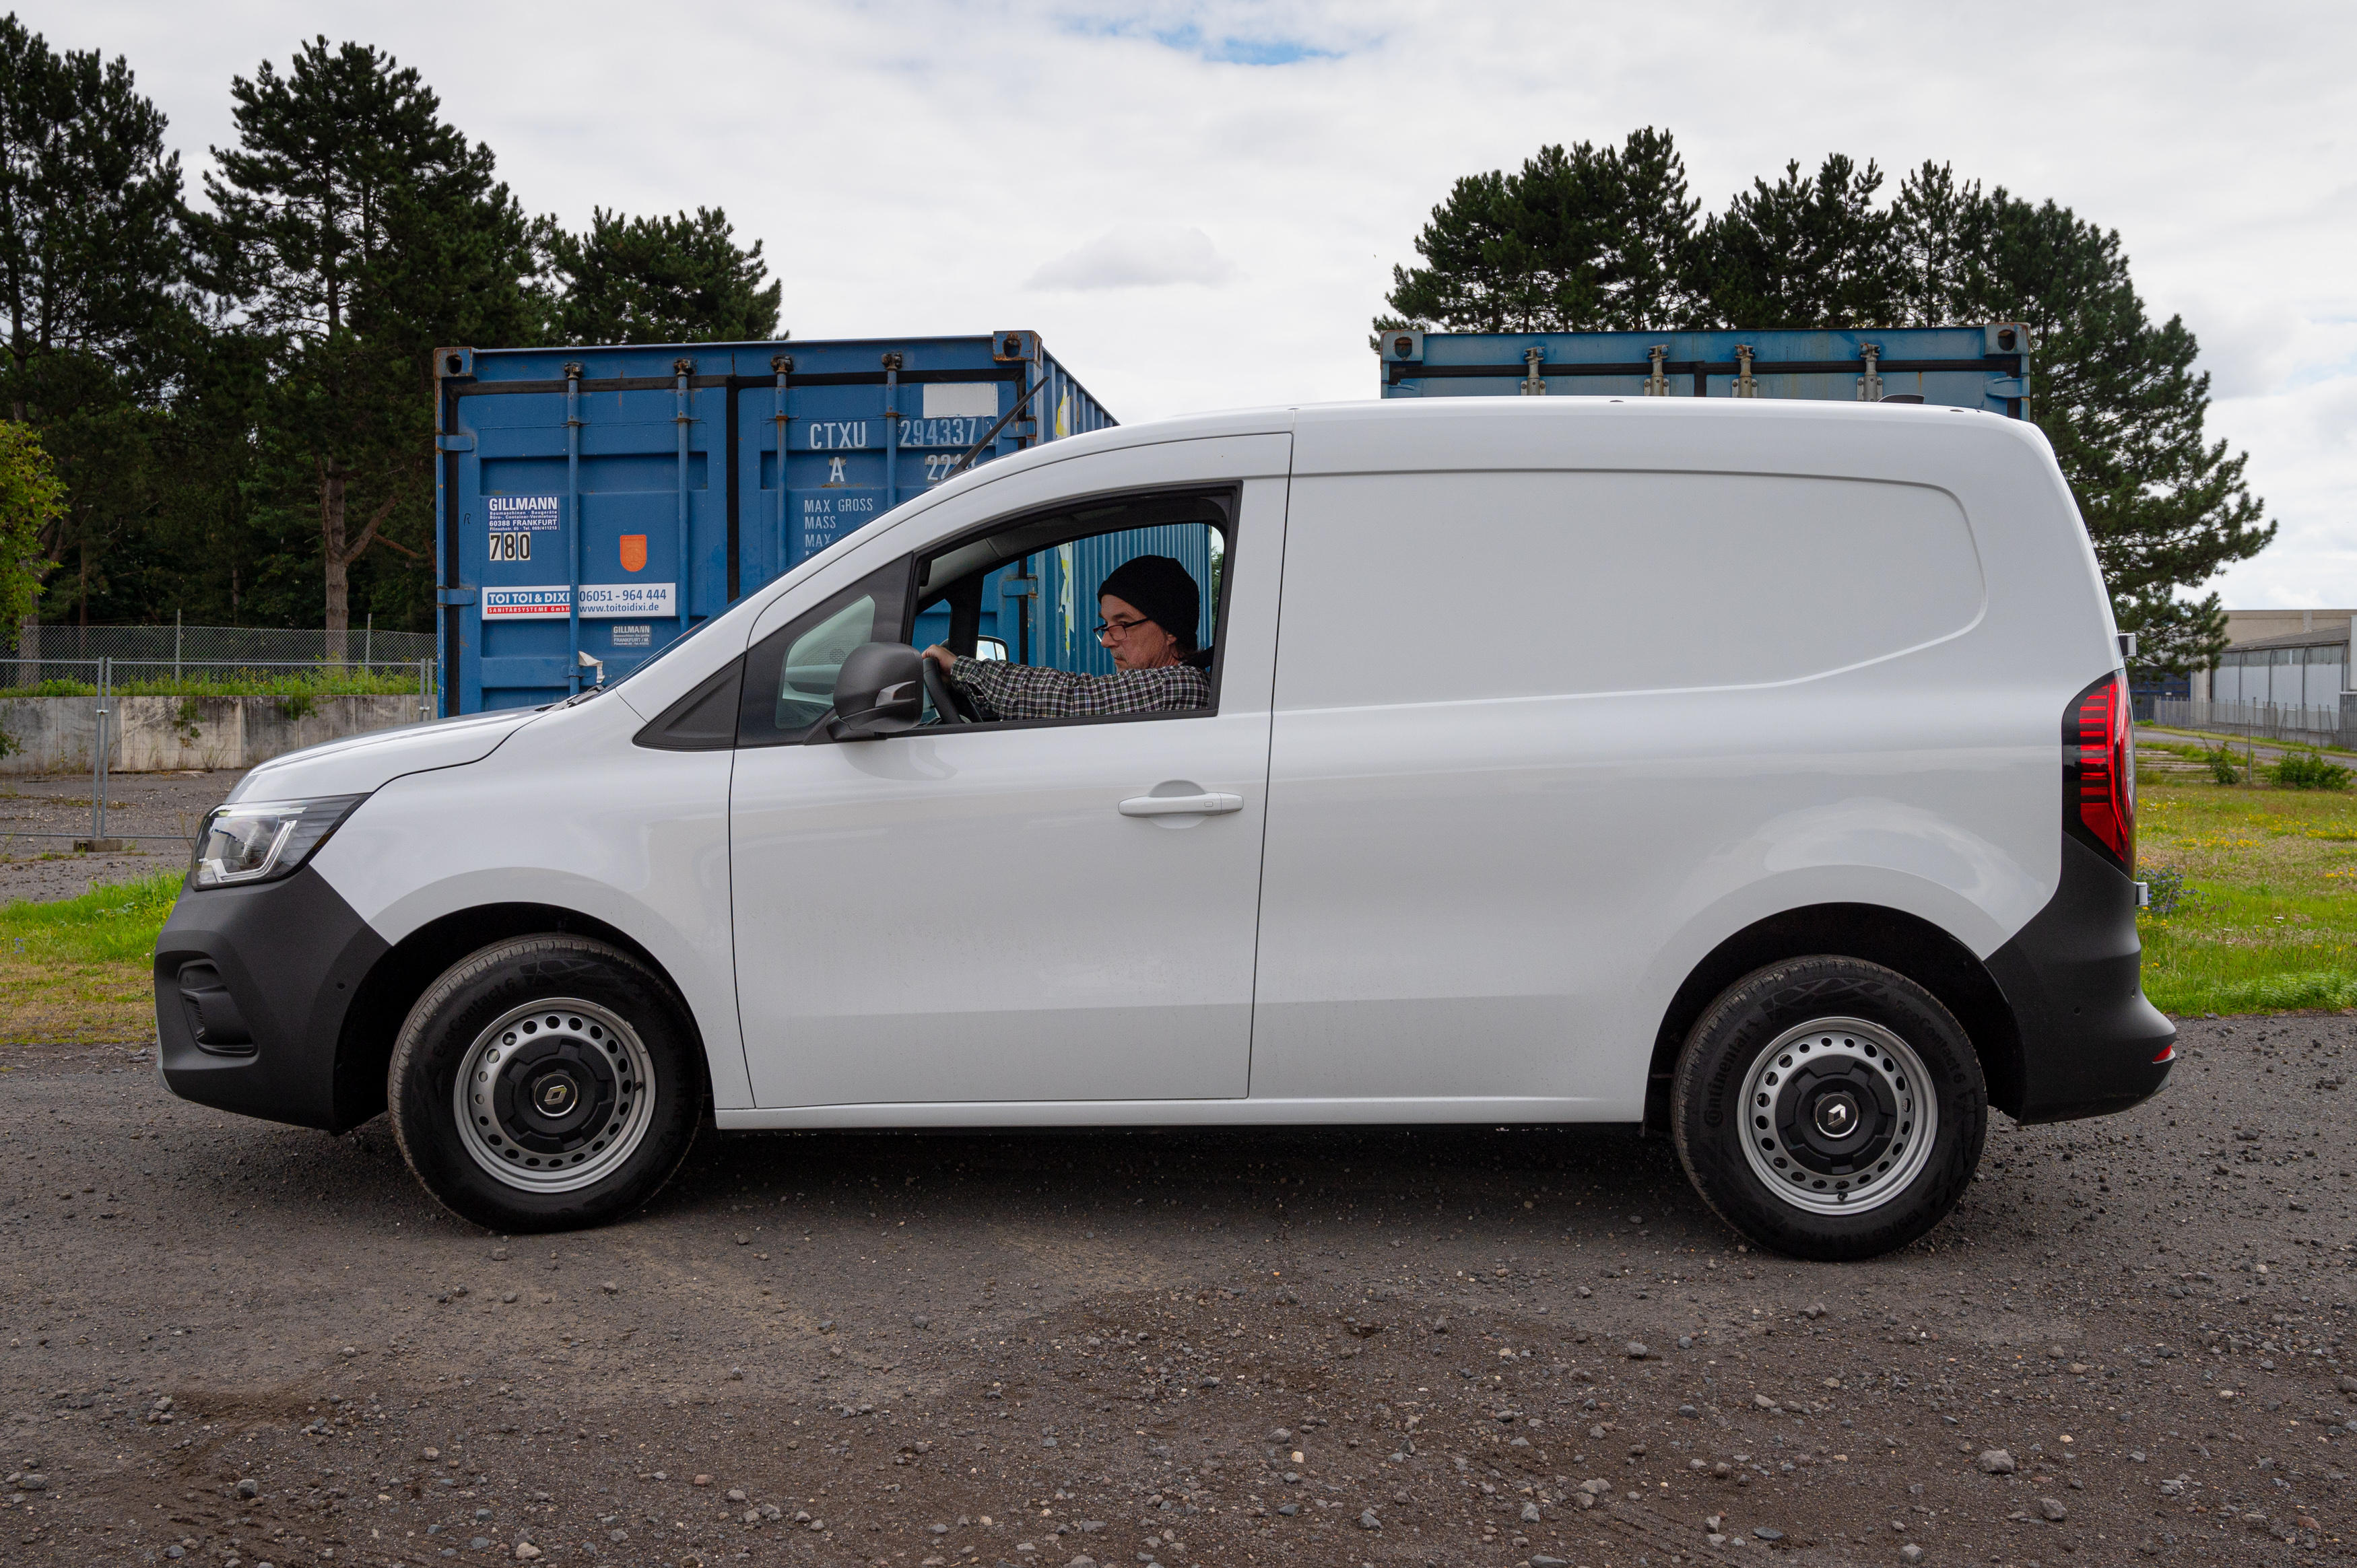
[187,795,368,889]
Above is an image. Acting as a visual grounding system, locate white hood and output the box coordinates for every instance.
[227,707,541,803]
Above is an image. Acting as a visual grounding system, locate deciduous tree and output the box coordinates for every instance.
[0,417,63,627]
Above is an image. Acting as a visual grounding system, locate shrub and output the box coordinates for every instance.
[2201,743,2249,784]
[2270,749,2353,790]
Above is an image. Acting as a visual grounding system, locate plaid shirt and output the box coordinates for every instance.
[949,654,1209,720]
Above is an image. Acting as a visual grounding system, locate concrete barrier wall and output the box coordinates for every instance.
[0,694,428,774]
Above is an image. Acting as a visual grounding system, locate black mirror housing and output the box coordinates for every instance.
[821,642,925,740]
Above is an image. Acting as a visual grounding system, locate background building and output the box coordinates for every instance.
[2187,609,2357,704]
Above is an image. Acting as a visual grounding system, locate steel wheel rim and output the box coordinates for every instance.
[453,997,655,1193]
[1737,1015,1937,1217]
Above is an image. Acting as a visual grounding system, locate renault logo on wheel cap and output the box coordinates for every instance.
[1816,1093,1857,1137]
[539,1078,574,1114]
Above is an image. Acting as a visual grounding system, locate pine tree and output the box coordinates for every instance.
[1886,163,2270,669]
[1988,197,2267,670]
[1376,129,1700,335]
[0,15,188,624]
[543,206,781,344]
[1377,138,2271,672]
[188,37,539,636]
[1688,154,1898,329]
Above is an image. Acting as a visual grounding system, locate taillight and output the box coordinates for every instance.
[2063,671,2135,873]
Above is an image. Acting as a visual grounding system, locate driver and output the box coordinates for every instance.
[922,555,1209,720]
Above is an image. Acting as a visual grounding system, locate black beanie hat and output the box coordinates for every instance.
[1097,555,1200,653]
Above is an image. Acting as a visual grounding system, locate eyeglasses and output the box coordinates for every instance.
[1093,616,1153,642]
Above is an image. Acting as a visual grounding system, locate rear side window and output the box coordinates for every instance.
[1274,471,1982,709]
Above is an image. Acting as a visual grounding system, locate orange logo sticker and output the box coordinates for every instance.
[620,535,647,573]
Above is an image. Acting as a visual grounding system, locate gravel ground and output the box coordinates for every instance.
[0,772,242,904]
[1,1017,2352,1568]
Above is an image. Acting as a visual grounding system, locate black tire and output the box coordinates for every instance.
[1671,955,1985,1262]
[388,936,704,1233]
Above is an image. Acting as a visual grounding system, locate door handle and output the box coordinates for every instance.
[1119,792,1242,818]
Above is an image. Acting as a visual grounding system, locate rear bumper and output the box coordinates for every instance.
[153,866,389,1132]
[1985,834,2176,1124]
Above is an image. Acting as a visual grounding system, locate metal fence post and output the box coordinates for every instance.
[90,657,110,846]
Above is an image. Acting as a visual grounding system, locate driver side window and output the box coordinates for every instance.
[910,489,1232,730]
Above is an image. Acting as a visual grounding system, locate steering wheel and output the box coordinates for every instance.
[923,656,978,724]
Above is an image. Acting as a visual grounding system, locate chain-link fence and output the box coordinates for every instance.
[2152,698,2356,749]
[5,621,434,691]
[1,648,439,850]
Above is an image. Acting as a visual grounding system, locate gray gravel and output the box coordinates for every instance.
[1,1015,2352,1566]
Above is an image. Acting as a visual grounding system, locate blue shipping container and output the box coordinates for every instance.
[432,333,1116,713]
[1377,324,2030,415]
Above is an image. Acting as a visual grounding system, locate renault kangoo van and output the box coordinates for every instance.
[155,397,2172,1259]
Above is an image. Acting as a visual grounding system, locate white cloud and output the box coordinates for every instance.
[1026,224,1238,291]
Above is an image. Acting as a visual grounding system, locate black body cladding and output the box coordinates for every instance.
[154,867,389,1132]
[1985,833,2176,1122]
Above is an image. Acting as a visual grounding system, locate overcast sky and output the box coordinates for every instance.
[24,0,2357,608]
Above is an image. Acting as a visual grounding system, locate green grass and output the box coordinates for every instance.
[8,669,426,697]
[0,770,2348,1044]
[2137,774,2357,1015]
[0,868,180,1044]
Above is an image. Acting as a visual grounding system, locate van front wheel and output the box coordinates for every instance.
[1671,956,1985,1262]
[389,936,704,1233]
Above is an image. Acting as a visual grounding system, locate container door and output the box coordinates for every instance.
[450,372,724,710]
[745,374,1025,594]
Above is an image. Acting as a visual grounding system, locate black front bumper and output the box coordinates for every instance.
[154,866,390,1132]
[1985,834,2177,1123]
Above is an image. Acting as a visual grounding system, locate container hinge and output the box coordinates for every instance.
[999,576,1039,601]
[1520,345,1546,396]
[435,433,475,452]
[1857,343,1882,402]
[1985,377,2027,399]
[1645,346,1668,397]
[1733,345,1758,398]
[435,588,477,606]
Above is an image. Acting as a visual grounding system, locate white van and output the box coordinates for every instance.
[155,397,2172,1260]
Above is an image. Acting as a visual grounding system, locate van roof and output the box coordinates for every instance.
[907,389,2045,521]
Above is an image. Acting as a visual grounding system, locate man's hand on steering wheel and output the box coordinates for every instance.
[920,645,981,724]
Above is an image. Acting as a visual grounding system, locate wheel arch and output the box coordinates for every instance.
[1642,902,2023,1135]
[332,903,702,1131]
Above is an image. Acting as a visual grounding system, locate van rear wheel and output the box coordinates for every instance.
[389,936,703,1233]
[1670,956,1985,1261]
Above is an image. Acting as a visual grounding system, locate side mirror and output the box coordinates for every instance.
[818,642,924,741]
